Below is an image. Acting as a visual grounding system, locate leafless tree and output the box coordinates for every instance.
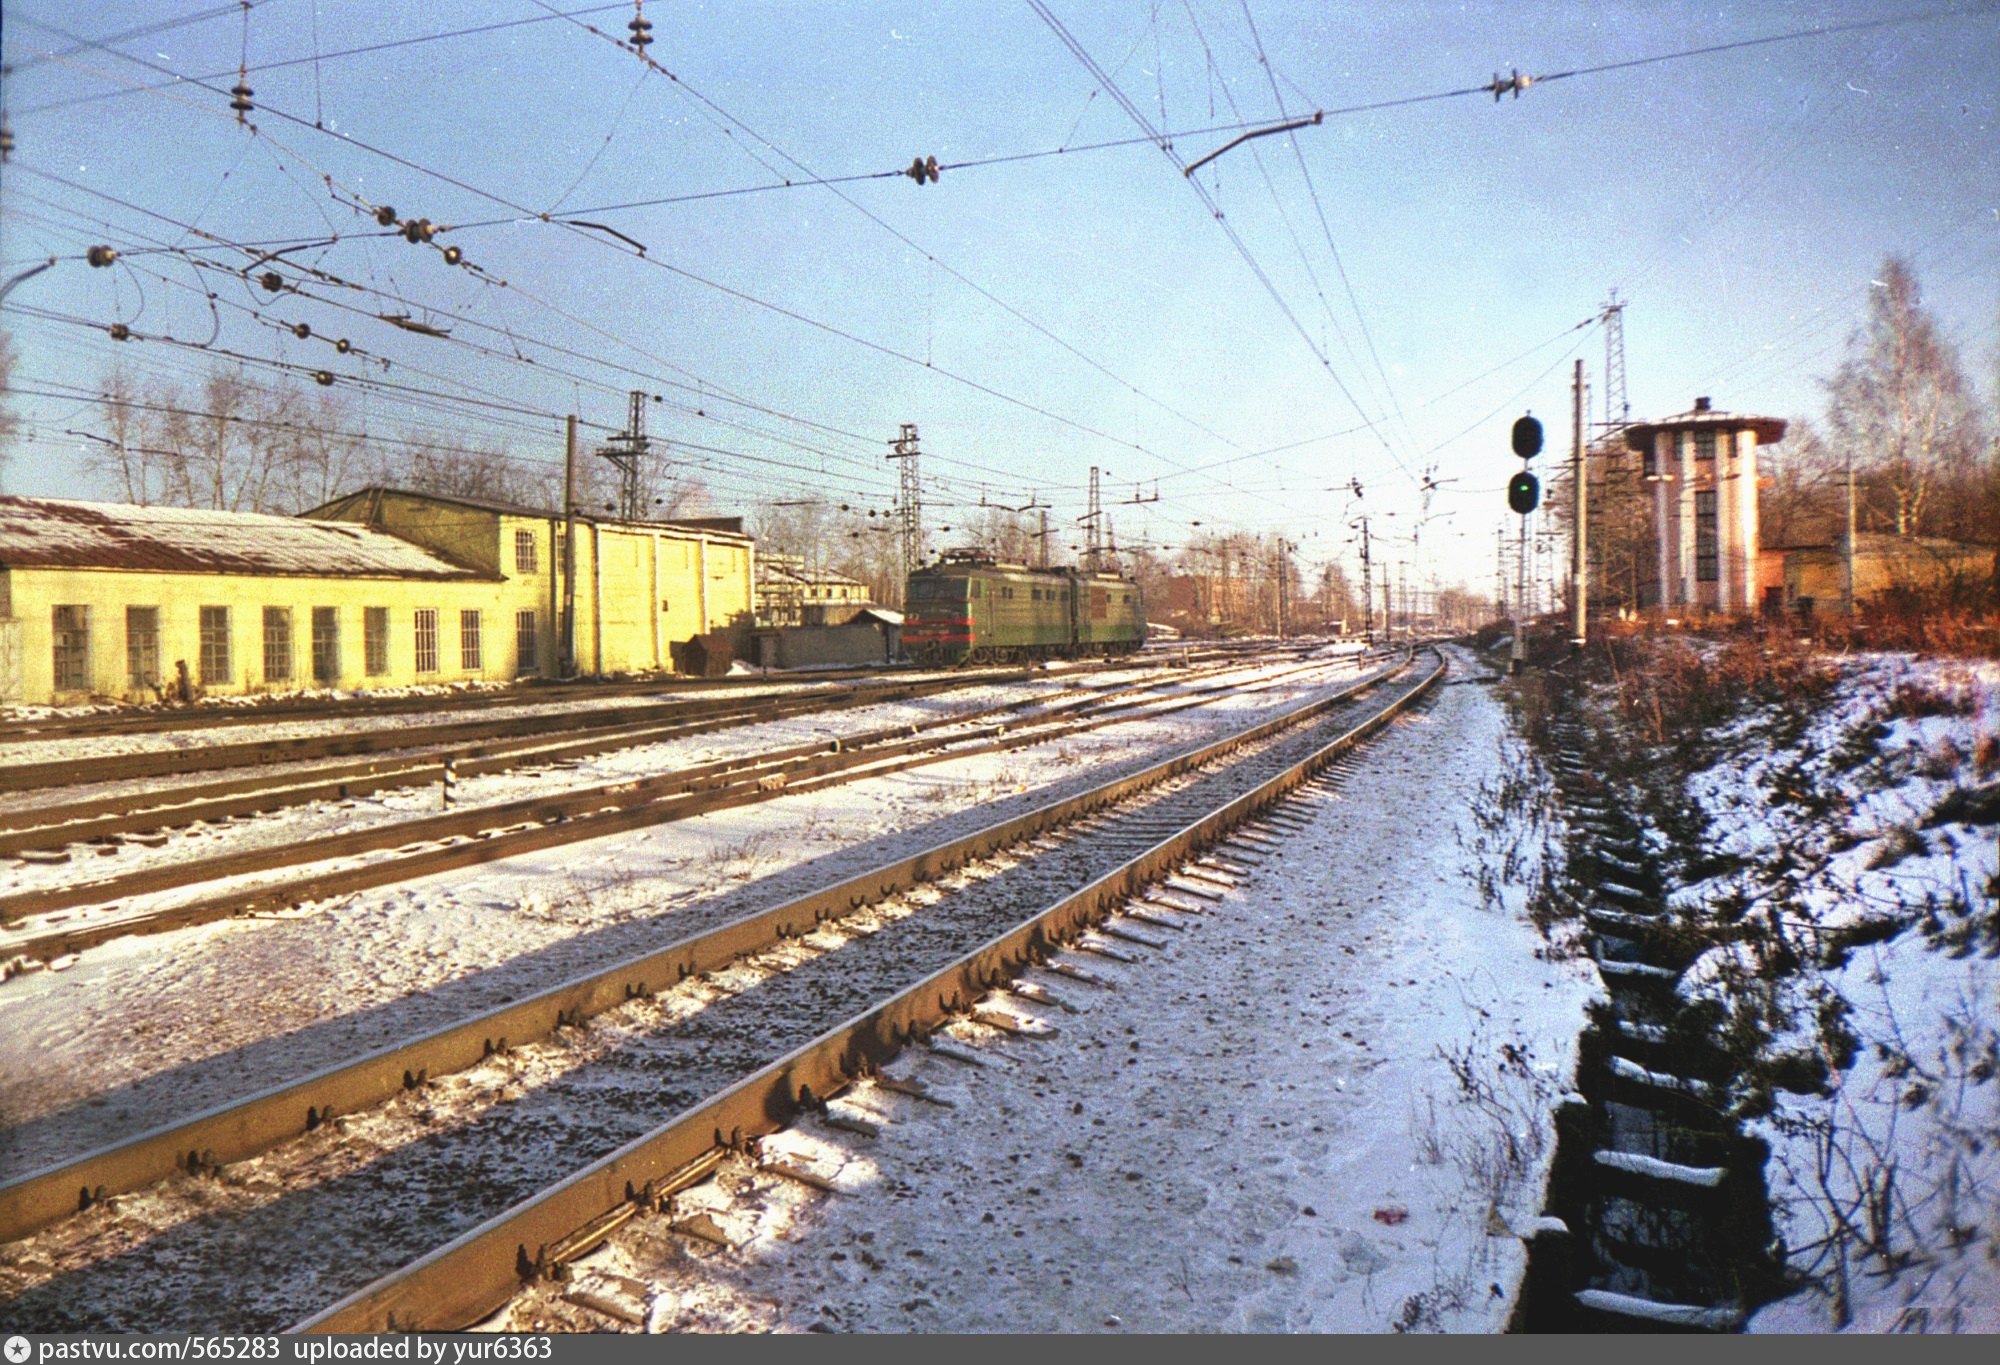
[1823,257,1987,541]
[0,330,19,488]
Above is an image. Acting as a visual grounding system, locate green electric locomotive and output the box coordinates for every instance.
[903,551,1147,665]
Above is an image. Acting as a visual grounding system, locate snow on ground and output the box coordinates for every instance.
[0,670,1124,898]
[0,676,859,765]
[495,647,1601,1333]
[0,654,1374,1176]
[1657,652,1999,1334]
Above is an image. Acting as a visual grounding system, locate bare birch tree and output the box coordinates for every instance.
[1823,257,1985,541]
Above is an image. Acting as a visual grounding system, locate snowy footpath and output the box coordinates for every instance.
[502,648,1601,1333]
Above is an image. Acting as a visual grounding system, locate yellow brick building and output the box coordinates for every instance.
[305,489,755,678]
[0,495,502,704]
[0,490,758,706]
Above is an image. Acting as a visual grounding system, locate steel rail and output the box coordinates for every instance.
[0,675,1004,793]
[0,654,1274,851]
[0,652,1418,1247]
[0,667,908,741]
[0,671,1106,852]
[0,692,911,850]
[0,656,1321,936]
[5,644,1261,742]
[298,648,1445,1331]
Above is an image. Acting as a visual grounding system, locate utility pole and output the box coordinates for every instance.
[1038,506,1051,569]
[1355,516,1373,642]
[1571,357,1588,647]
[1275,541,1289,639]
[561,415,579,678]
[887,423,924,583]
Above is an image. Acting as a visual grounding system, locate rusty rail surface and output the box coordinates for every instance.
[0,651,1420,1249]
[299,648,1444,1331]
[0,688,922,852]
[0,674,1012,793]
[1,667,905,741]
[4,643,1274,743]
[0,654,1277,852]
[0,657,1328,951]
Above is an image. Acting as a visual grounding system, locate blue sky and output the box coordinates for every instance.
[2,1,1996,594]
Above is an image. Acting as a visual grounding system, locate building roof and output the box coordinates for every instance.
[306,487,753,543]
[757,557,867,589]
[0,495,492,579]
[1624,397,1786,449]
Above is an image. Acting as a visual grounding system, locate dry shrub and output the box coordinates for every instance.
[1975,733,1999,779]
[1601,629,1842,750]
[1812,588,2000,659]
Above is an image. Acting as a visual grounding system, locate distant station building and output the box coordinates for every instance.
[0,489,758,706]
[754,553,872,627]
[1597,397,1786,615]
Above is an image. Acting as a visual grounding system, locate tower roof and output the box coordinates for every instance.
[1624,396,1786,450]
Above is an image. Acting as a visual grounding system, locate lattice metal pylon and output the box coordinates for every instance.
[1083,465,1103,571]
[595,390,651,521]
[887,423,923,578]
[1601,291,1630,435]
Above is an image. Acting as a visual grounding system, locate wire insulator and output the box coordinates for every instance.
[109,323,132,341]
[292,322,312,339]
[402,218,435,244]
[905,155,940,185]
[314,370,335,386]
[87,245,119,268]
[259,271,284,292]
[334,338,351,354]
[629,17,653,49]
[442,245,463,266]
[1,120,15,162]
[230,82,254,117]
[375,205,398,226]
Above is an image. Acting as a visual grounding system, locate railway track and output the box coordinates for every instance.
[0,643,1282,744]
[0,654,1283,856]
[0,654,1338,959]
[0,664,993,743]
[0,648,1440,1332]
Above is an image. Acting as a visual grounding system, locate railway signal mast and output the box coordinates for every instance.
[1507,412,1543,674]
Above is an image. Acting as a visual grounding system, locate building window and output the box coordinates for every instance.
[414,608,439,674]
[126,606,160,690]
[1694,428,1716,462]
[52,605,90,691]
[363,607,389,676]
[515,610,539,676]
[1695,489,1719,583]
[460,609,483,671]
[262,607,294,682]
[199,606,231,685]
[311,607,340,683]
[514,529,538,574]
[1642,438,1661,479]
